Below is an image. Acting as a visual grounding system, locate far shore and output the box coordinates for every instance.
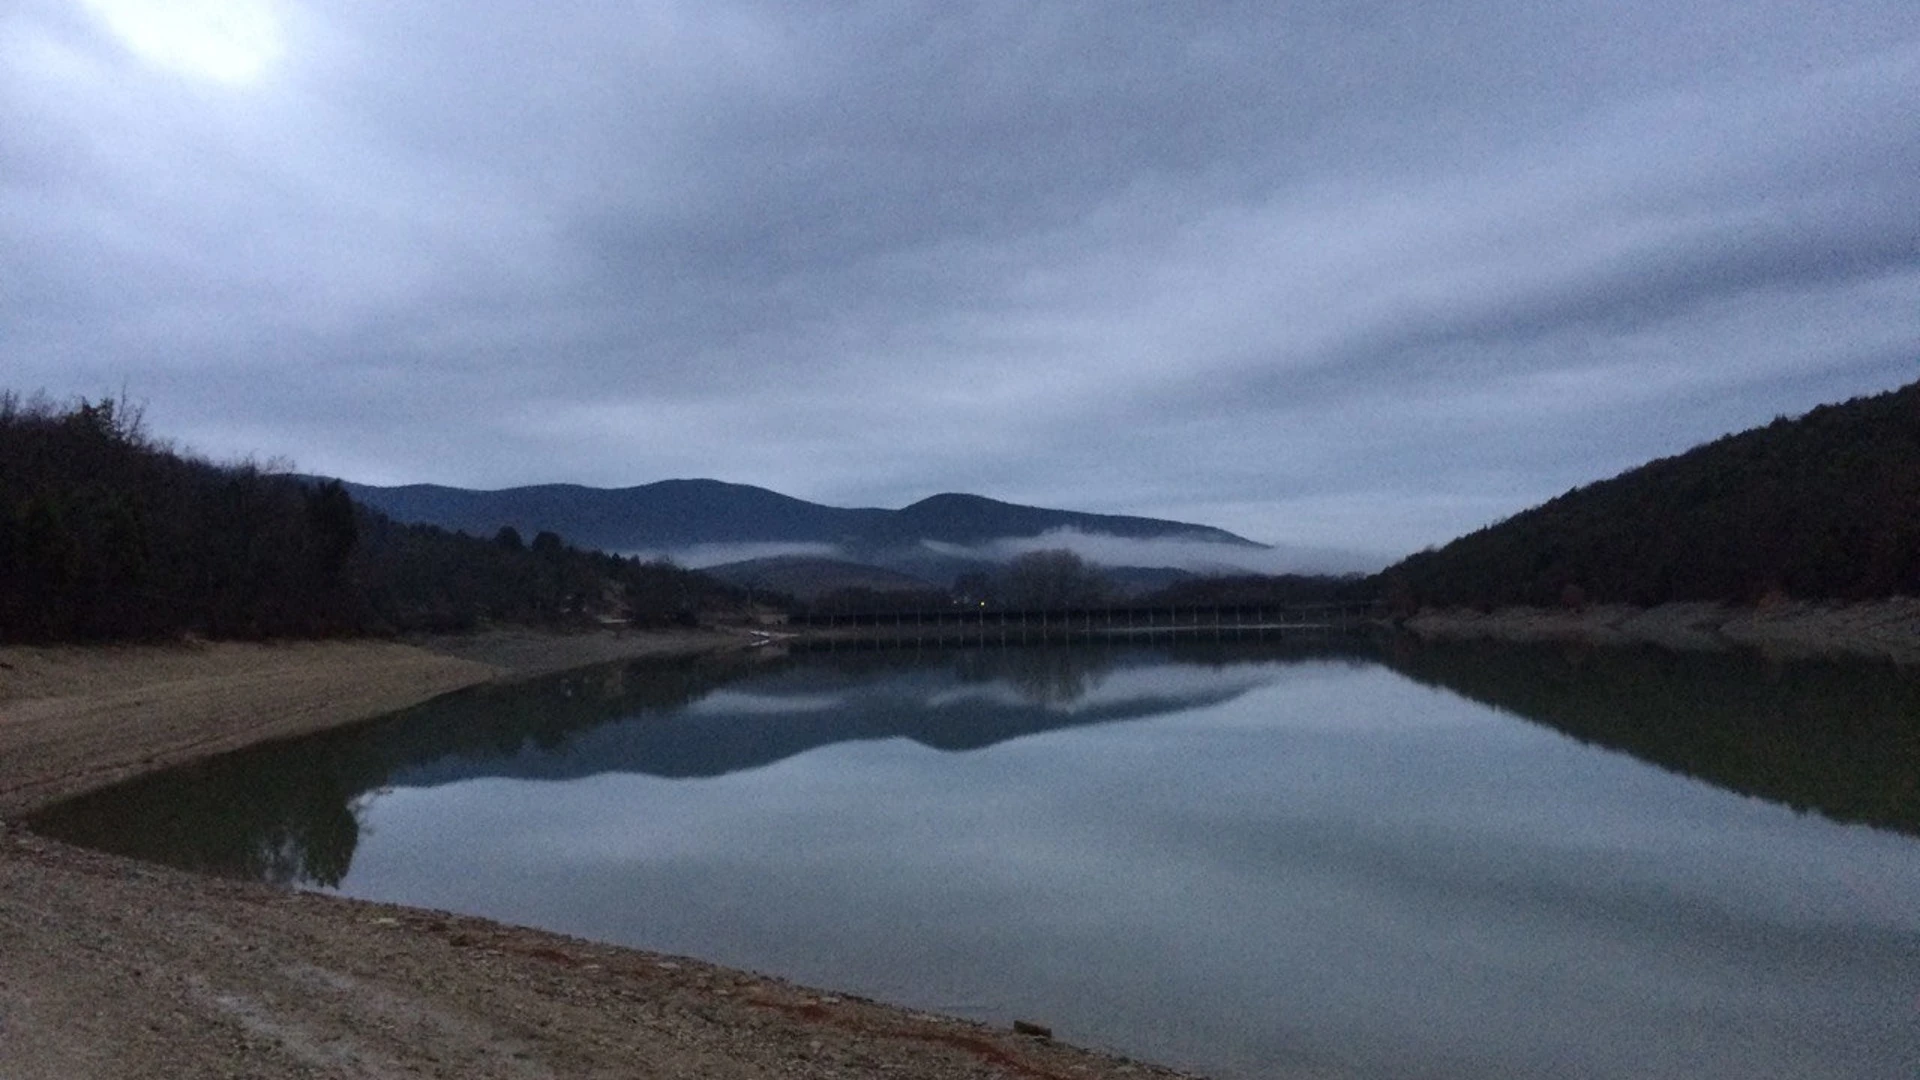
[1400,596,1920,665]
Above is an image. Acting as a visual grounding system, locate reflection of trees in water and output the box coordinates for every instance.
[954,646,1116,707]
[29,651,764,887]
[30,745,369,886]
[1385,638,1920,837]
[251,791,360,887]
[947,640,1376,706]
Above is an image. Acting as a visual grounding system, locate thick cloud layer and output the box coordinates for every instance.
[5,1,1916,560]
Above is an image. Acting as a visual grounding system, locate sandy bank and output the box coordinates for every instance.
[0,627,745,817]
[0,639,490,818]
[0,629,1197,1080]
[1401,597,1920,664]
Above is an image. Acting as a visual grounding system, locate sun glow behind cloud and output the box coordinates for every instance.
[77,0,284,85]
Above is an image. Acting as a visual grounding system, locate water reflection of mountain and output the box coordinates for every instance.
[393,645,1294,786]
[29,641,1356,886]
[43,635,1915,889]
[1384,638,1920,838]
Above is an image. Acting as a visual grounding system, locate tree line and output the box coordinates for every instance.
[0,393,742,643]
[800,554,1367,614]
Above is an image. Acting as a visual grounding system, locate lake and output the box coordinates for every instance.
[31,637,1920,1079]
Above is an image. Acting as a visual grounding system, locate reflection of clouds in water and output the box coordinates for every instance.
[923,684,1034,710]
[74,638,1920,1080]
[349,659,1920,1080]
[927,652,1359,712]
[1152,664,1496,734]
[685,689,849,715]
[1073,663,1285,712]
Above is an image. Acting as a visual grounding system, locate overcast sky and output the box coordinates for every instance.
[4,1,1917,559]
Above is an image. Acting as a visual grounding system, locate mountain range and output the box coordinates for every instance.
[333,479,1260,554]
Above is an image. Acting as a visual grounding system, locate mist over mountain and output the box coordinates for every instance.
[329,479,1306,584]
[698,553,1202,603]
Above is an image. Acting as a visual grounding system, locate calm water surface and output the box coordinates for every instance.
[34,639,1920,1079]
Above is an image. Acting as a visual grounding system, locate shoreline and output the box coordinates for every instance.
[1399,597,1920,665]
[0,626,748,818]
[0,627,1199,1080]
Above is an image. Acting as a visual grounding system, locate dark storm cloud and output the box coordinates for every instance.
[3,0,1917,557]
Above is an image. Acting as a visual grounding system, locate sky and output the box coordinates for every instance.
[4,1,1917,563]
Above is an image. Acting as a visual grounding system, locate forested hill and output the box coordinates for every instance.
[1376,379,1920,609]
[333,479,1261,552]
[0,395,740,643]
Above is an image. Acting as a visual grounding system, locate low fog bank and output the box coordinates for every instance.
[923,528,1385,577]
[624,541,843,569]
[640,529,1382,590]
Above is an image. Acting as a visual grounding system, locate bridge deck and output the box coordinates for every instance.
[784,603,1380,647]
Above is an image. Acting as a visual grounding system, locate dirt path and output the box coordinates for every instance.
[0,631,1200,1080]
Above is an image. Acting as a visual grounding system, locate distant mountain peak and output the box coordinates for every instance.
[903,492,999,509]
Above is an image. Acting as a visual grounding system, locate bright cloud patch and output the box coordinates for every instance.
[78,0,283,84]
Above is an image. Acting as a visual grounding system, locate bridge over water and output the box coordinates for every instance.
[784,601,1380,649]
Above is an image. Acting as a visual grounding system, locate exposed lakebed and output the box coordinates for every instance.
[32,638,1920,1079]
